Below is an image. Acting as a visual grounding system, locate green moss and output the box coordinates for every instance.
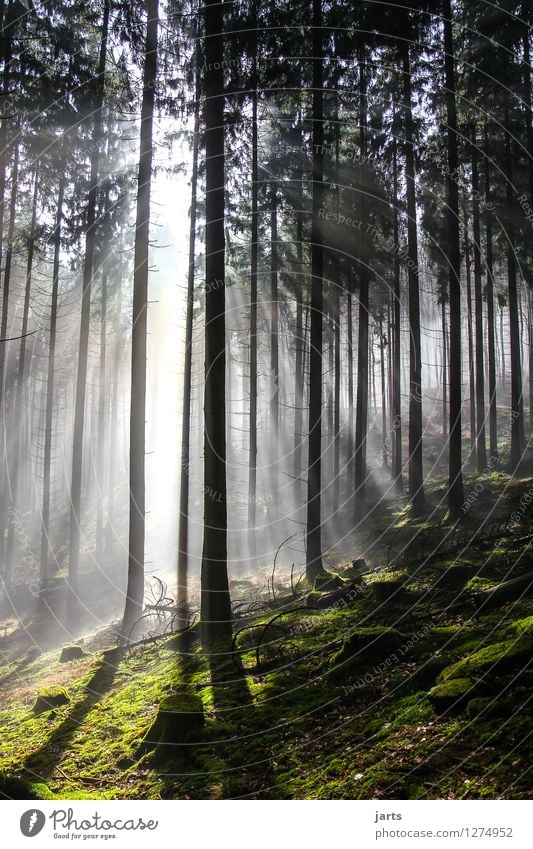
[313,573,346,592]
[0,774,55,800]
[438,637,533,682]
[428,678,476,713]
[33,686,70,715]
[330,626,405,673]
[466,697,507,720]
[465,576,497,594]
[368,571,408,602]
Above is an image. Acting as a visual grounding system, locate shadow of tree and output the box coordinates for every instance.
[22,646,124,783]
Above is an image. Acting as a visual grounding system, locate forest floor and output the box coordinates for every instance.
[1,434,533,799]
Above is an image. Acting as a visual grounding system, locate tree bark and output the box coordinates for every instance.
[306,0,326,581]
[68,0,110,619]
[471,125,487,469]
[200,0,233,646]
[122,0,158,638]
[177,55,200,606]
[443,0,465,518]
[401,42,425,515]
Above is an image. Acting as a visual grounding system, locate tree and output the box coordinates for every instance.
[200,0,233,647]
[122,0,159,638]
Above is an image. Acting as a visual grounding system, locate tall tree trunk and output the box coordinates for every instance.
[471,125,487,469]
[40,176,64,593]
[5,172,38,577]
[379,312,387,467]
[441,294,448,437]
[391,134,402,489]
[122,0,158,637]
[293,195,304,513]
[269,189,279,519]
[178,59,200,606]
[401,43,425,515]
[443,0,465,518]
[68,0,110,619]
[248,33,258,557]
[346,292,354,494]
[95,271,108,564]
[354,44,369,507]
[306,0,326,581]
[463,206,476,454]
[504,108,524,468]
[484,127,498,459]
[201,0,232,645]
[0,139,18,568]
[522,6,533,421]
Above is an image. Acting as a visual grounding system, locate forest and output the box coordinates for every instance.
[0,0,532,801]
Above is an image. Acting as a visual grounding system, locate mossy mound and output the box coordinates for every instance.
[504,616,533,637]
[438,637,533,683]
[465,576,497,594]
[142,692,205,756]
[331,626,405,671]
[369,571,407,602]
[428,678,475,713]
[466,697,508,721]
[33,686,70,715]
[0,773,55,800]
[59,644,89,663]
[313,573,346,592]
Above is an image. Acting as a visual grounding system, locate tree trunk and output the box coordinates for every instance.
[68,0,110,619]
[95,271,108,565]
[504,113,524,468]
[200,0,233,646]
[122,0,158,638]
[269,190,279,520]
[463,204,476,454]
[441,295,448,438]
[471,125,487,469]
[443,0,465,518]
[354,44,369,508]
[391,134,402,489]
[306,0,326,581]
[5,172,38,577]
[40,176,64,593]
[178,56,200,606]
[0,138,19,567]
[248,34,258,557]
[401,43,425,515]
[483,129,498,460]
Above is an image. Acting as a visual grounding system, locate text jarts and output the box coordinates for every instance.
[374,812,402,823]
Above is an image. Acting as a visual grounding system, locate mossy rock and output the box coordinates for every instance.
[59,644,89,662]
[370,571,407,602]
[141,693,205,755]
[504,616,533,638]
[437,637,533,683]
[466,696,507,720]
[465,576,497,594]
[0,774,55,800]
[33,686,70,715]
[313,572,345,592]
[332,627,405,670]
[428,678,476,713]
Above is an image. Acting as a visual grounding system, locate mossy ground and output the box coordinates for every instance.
[1,460,533,799]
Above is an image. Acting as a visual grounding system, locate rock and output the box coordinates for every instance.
[333,626,405,667]
[428,678,475,713]
[370,570,408,602]
[437,636,533,682]
[59,645,88,663]
[33,687,70,715]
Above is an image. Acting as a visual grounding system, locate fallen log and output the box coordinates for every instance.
[477,572,533,611]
